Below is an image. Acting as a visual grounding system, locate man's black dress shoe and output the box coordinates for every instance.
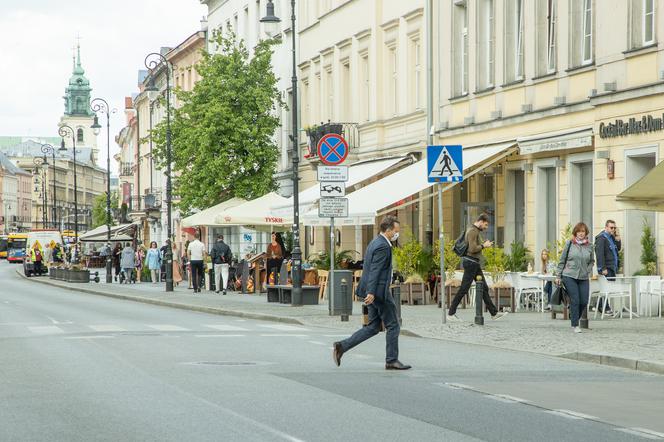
[332,342,344,367]
[385,361,411,370]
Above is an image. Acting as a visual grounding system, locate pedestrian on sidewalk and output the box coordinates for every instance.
[540,249,556,309]
[556,222,595,334]
[187,233,207,293]
[211,234,232,295]
[448,213,507,322]
[266,232,285,285]
[112,243,122,282]
[120,243,136,284]
[332,216,411,371]
[172,242,183,287]
[594,220,621,315]
[146,241,161,284]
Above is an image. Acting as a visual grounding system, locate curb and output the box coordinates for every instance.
[559,352,664,376]
[15,269,424,337]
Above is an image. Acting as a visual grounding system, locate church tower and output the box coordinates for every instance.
[60,43,98,164]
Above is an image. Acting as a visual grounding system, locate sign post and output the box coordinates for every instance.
[427,145,463,324]
[317,133,350,319]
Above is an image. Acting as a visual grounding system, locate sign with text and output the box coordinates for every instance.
[319,198,349,218]
[319,182,346,197]
[317,165,349,182]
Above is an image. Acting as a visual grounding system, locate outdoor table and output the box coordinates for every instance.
[520,273,555,313]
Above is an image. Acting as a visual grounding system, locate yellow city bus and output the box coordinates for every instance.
[7,233,28,263]
[0,234,7,259]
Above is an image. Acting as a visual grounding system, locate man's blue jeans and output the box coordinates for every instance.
[562,276,589,327]
[340,292,400,363]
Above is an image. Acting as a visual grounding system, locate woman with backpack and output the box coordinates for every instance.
[555,222,595,334]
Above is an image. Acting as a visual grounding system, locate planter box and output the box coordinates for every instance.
[444,285,463,308]
[402,282,429,305]
[66,269,91,283]
[490,287,515,312]
[49,267,56,279]
[55,268,65,281]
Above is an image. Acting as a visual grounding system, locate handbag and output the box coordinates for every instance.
[551,241,572,305]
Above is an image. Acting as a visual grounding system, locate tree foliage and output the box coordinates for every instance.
[637,219,658,275]
[91,192,118,229]
[151,29,285,214]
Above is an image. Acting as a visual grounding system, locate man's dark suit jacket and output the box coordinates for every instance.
[356,235,393,302]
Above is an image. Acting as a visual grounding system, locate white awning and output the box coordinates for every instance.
[303,142,517,226]
[616,160,664,211]
[271,156,407,217]
[181,197,246,227]
[214,192,291,226]
[79,223,137,242]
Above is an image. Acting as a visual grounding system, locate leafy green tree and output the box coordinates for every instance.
[91,192,118,229]
[637,219,658,275]
[151,29,284,214]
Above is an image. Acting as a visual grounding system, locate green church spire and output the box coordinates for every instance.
[63,43,93,116]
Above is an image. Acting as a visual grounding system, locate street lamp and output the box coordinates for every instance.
[91,97,116,284]
[58,123,79,263]
[41,144,57,229]
[261,0,304,305]
[144,52,174,292]
[32,156,48,228]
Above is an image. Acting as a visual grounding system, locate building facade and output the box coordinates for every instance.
[0,151,32,233]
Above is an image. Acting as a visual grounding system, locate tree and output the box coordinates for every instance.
[91,192,118,229]
[636,219,658,275]
[151,29,284,214]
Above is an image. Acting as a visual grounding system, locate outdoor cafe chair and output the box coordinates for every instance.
[645,279,664,318]
[508,272,543,312]
[596,275,633,319]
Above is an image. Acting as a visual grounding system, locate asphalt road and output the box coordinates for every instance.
[1,261,663,442]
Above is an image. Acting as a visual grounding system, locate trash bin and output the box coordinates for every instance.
[329,269,353,317]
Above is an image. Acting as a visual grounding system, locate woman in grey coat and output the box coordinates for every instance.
[120,244,136,284]
[556,222,595,333]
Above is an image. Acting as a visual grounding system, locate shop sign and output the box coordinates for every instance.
[599,114,664,138]
[519,135,592,155]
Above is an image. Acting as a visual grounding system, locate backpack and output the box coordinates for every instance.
[453,229,469,257]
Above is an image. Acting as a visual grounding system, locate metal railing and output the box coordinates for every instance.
[303,122,359,160]
[119,162,134,177]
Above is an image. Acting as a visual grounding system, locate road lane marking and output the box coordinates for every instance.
[435,382,477,391]
[204,324,249,332]
[618,428,664,439]
[89,325,127,332]
[307,340,326,345]
[258,324,309,332]
[65,336,114,340]
[147,324,190,331]
[195,334,245,338]
[28,326,64,335]
[323,334,349,337]
[259,334,309,337]
[45,316,72,325]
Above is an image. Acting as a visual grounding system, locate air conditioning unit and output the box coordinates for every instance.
[554,96,567,106]
[604,81,617,92]
[464,116,475,125]
[521,104,533,113]
[491,110,502,119]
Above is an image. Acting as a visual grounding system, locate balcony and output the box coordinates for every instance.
[143,190,162,211]
[119,162,134,177]
[303,122,359,161]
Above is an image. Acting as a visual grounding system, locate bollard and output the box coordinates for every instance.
[474,275,485,326]
[340,278,349,322]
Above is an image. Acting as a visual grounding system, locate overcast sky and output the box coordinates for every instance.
[0,0,208,174]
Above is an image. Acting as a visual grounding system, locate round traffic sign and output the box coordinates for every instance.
[317,133,349,166]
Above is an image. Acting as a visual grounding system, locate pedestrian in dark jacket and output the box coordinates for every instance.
[594,219,621,314]
[112,243,122,281]
[211,235,232,294]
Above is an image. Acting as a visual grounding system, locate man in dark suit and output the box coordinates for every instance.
[332,216,411,370]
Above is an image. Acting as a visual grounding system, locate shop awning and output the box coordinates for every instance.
[214,192,291,226]
[270,156,408,217]
[181,197,246,227]
[303,142,517,226]
[79,223,137,242]
[616,160,664,211]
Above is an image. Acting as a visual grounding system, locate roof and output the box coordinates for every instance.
[0,139,96,166]
[0,151,30,176]
[0,136,61,149]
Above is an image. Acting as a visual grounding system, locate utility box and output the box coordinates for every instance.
[329,269,353,317]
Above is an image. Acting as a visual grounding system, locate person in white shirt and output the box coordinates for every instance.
[187,232,207,293]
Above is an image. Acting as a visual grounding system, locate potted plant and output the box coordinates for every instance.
[505,240,531,273]
[307,249,357,271]
[66,263,91,283]
[633,219,659,315]
[304,124,322,157]
[393,232,429,304]
[140,265,151,282]
[432,238,462,307]
[483,247,514,312]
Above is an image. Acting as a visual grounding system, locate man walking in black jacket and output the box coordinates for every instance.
[211,235,232,295]
[595,219,621,314]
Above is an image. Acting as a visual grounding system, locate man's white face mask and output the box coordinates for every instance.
[390,232,399,242]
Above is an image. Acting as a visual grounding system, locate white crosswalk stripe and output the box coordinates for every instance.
[88,325,127,332]
[194,334,245,338]
[258,324,309,332]
[204,324,249,332]
[28,326,64,335]
[146,325,190,332]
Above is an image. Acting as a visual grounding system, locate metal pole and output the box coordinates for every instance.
[290,0,303,306]
[438,185,446,323]
[329,217,335,315]
[73,135,78,263]
[149,101,154,192]
[165,62,174,292]
[52,150,56,229]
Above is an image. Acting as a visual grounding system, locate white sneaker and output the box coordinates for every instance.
[573,326,582,333]
[491,312,508,320]
[447,314,462,322]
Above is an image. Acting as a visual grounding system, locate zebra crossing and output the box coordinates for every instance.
[5,322,315,339]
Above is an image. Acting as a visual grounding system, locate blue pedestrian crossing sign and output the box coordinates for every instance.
[427,145,463,183]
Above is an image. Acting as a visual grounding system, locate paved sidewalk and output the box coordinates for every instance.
[19,270,664,374]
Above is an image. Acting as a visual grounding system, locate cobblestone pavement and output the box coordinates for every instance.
[22,270,664,367]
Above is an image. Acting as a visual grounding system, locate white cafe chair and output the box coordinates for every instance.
[645,279,664,318]
[596,275,633,319]
[508,273,543,312]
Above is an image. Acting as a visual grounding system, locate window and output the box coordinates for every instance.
[477,0,495,89]
[77,128,84,143]
[301,79,310,126]
[536,0,557,75]
[631,0,656,48]
[324,67,334,121]
[341,61,351,119]
[360,53,370,121]
[570,0,593,67]
[243,7,249,42]
[388,45,398,115]
[452,1,469,96]
[582,0,593,64]
[505,0,524,82]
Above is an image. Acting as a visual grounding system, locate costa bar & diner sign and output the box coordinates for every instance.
[599,114,664,138]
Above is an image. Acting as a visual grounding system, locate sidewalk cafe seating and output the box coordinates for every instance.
[596,275,633,319]
[645,279,664,318]
[508,273,543,312]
